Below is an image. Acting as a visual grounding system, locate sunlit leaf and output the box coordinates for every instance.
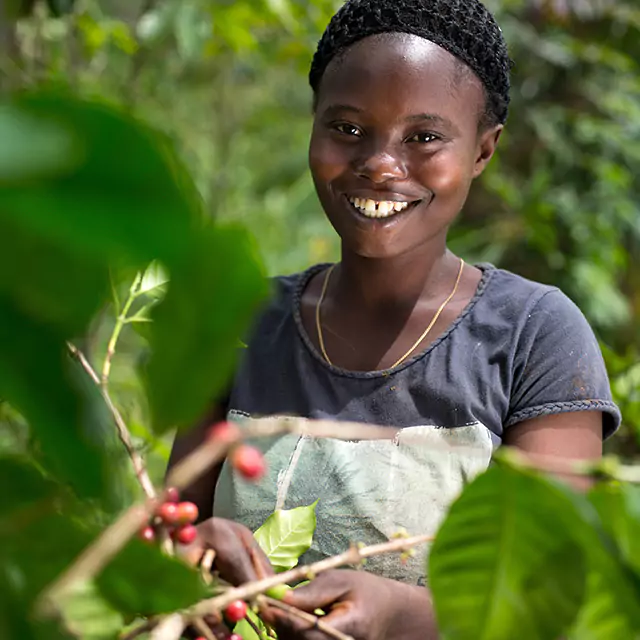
[254,502,317,572]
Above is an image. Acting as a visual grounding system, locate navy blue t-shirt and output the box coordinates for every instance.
[214,263,621,584]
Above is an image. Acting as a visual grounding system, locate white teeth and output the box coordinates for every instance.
[348,197,411,218]
[378,201,391,215]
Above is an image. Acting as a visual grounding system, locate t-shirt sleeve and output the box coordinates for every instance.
[505,289,621,438]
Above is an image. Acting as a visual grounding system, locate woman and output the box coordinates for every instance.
[168,0,621,637]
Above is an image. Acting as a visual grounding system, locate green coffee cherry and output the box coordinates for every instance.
[265,584,292,600]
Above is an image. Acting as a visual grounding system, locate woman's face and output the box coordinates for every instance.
[309,33,502,260]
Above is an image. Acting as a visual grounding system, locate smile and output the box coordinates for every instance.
[347,196,419,219]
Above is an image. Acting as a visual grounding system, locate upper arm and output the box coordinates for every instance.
[504,411,602,490]
[166,402,227,522]
[505,289,620,439]
[502,289,619,489]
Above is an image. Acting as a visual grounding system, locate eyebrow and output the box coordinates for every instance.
[322,104,458,132]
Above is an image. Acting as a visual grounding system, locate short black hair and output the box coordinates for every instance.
[309,0,513,127]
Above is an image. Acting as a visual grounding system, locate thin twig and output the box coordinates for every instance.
[244,609,271,640]
[193,534,433,616]
[190,617,217,640]
[259,595,354,640]
[149,613,185,640]
[119,618,156,640]
[102,272,143,385]
[68,343,156,499]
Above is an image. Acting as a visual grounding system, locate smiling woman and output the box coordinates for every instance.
[167,1,621,638]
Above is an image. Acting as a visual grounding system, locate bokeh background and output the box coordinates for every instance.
[1,0,638,481]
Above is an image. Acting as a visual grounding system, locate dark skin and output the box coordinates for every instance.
[168,33,603,640]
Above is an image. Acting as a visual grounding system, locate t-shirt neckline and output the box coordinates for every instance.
[291,261,497,379]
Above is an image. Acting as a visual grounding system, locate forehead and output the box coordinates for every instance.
[316,33,484,122]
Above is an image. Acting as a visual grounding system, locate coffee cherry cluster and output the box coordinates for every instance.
[208,422,267,482]
[137,487,199,545]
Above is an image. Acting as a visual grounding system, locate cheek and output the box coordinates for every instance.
[309,130,349,185]
[421,149,475,199]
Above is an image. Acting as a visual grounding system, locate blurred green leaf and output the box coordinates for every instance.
[96,539,209,616]
[254,502,317,572]
[0,457,56,523]
[57,582,123,640]
[589,483,640,575]
[0,105,79,184]
[0,300,109,504]
[0,94,199,269]
[429,465,588,640]
[0,217,110,337]
[145,224,267,433]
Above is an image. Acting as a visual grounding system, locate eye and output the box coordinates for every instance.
[333,122,363,137]
[406,132,440,144]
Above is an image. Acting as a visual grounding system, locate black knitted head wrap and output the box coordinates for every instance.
[309,0,512,126]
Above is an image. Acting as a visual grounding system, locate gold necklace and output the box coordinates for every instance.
[315,258,465,369]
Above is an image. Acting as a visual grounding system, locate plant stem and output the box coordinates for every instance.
[258,595,354,640]
[193,534,433,616]
[102,272,143,386]
[68,343,156,500]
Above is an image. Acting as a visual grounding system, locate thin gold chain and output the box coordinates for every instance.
[315,258,465,369]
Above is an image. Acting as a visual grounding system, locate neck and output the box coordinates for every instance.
[333,241,456,315]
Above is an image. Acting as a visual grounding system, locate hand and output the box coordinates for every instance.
[178,517,274,585]
[263,569,437,640]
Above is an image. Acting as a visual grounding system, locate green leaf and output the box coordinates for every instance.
[145,224,267,432]
[0,104,79,184]
[96,539,209,616]
[569,568,639,640]
[0,456,57,522]
[138,261,169,300]
[428,465,588,640]
[0,217,110,337]
[0,93,199,269]
[254,502,317,572]
[1,514,95,605]
[234,610,265,640]
[588,483,640,574]
[568,483,640,639]
[0,300,111,504]
[57,582,123,640]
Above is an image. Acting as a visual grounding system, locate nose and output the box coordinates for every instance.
[353,143,408,183]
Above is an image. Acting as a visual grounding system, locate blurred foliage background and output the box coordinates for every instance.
[0,0,638,481]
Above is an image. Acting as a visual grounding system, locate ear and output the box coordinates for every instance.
[472,125,503,178]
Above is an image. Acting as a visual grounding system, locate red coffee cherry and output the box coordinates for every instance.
[208,421,239,443]
[231,445,266,481]
[229,635,243,640]
[165,486,180,503]
[138,526,156,544]
[224,599,248,623]
[176,501,199,525]
[172,524,198,545]
[157,502,179,525]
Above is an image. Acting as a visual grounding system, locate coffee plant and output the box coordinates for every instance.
[2,91,640,640]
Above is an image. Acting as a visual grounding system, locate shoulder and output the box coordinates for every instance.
[474,264,588,332]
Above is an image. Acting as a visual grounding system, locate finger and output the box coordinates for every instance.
[284,572,351,613]
[209,519,274,584]
[269,605,358,640]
